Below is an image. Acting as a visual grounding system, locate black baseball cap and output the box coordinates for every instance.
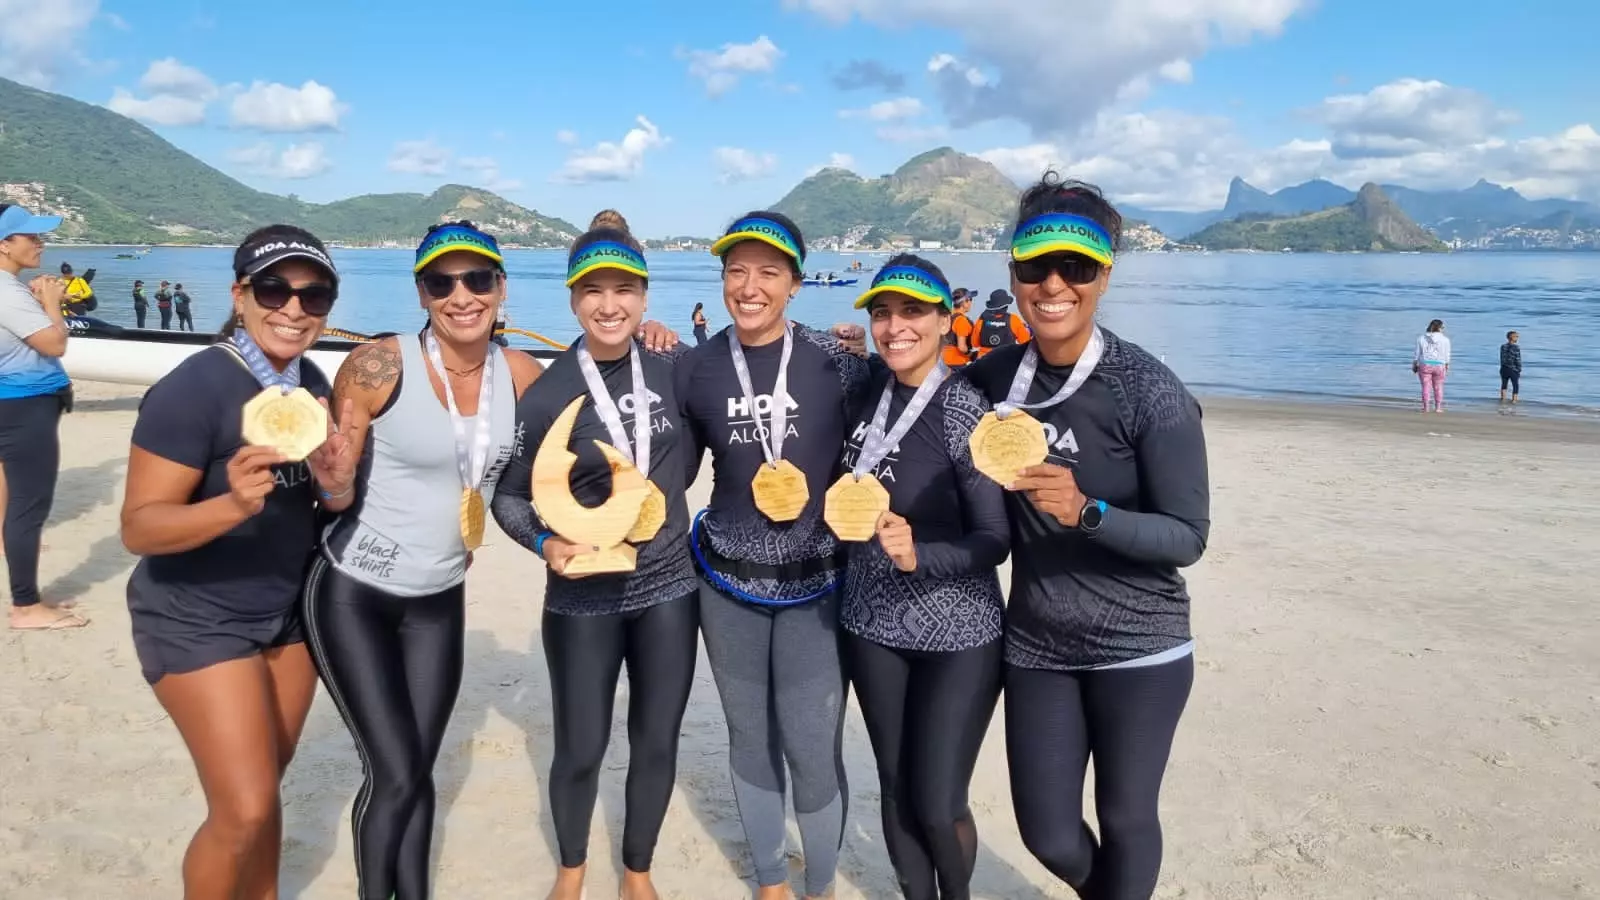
[233,225,338,284]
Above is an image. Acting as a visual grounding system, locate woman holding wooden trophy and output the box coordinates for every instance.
[672,211,871,900]
[490,211,699,900]
[830,254,1011,900]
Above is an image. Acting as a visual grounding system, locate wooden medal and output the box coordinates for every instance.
[460,488,486,551]
[241,386,328,462]
[751,459,809,523]
[625,480,667,544]
[969,410,1048,486]
[823,473,890,542]
[530,395,650,572]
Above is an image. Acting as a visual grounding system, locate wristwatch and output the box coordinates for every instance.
[1078,498,1107,534]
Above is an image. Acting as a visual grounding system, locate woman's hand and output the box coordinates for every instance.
[637,320,679,353]
[541,535,590,577]
[1008,463,1088,528]
[226,445,286,517]
[307,397,357,501]
[875,511,918,573]
[830,323,868,358]
[28,275,66,310]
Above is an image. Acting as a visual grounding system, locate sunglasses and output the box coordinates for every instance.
[249,276,337,317]
[1012,253,1103,286]
[418,268,500,300]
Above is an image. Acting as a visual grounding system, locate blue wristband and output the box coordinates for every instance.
[533,531,554,557]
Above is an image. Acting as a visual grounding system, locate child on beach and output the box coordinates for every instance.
[1500,331,1522,404]
[1412,319,1451,413]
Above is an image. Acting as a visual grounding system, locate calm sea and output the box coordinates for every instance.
[42,246,1600,418]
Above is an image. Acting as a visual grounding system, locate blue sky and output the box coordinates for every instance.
[6,0,1599,236]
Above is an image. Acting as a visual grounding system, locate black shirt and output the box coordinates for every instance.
[128,345,331,617]
[840,372,1009,652]
[964,329,1211,670]
[675,323,872,604]
[491,340,696,616]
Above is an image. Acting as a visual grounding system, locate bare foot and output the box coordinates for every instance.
[546,864,586,900]
[9,605,90,631]
[620,868,660,900]
[756,885,795,900]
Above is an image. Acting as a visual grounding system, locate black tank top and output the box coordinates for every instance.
[975,308,1016,351]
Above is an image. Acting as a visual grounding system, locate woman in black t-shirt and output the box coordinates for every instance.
[118,225,357,899]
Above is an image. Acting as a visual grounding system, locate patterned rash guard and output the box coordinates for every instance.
[839,371,1009,652]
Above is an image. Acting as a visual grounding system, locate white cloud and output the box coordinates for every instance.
[0,0,99,87]
[228,142,332,179]
[805,152,858,177]
[556,129,579,145]
[839,96,924,122]
[388,139,452,176]
[458,156,524,192]
[1308,78,1520,159]
[714,147,779,184]
[229,80,347,132]
[876,124,948,144]
[1158,59,1194,84]
[554,116,667,184]
[791,0,1307,136]
[106,58,218,126]
[103,11,130,30]
[684,35,782,96]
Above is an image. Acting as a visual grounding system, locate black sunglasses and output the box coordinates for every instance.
[1011,253,1103,286]
[249,276,337,316]
[417,268,500,300]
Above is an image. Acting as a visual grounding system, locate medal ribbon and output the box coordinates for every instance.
[575,337,652,479]
[728,324,795,468]
[851,364,947,479]
[995,326,1105,419]
[424,327,496,492]
[229,331,301,393]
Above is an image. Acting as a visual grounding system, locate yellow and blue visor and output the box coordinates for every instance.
[853,264,954,310]
[710,215,804,268]
[1009,213,1115,267]
[414,223,504,273]
[566,240,648,288]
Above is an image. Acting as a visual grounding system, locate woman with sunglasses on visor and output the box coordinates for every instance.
[491,211,696,900]
[119,225,356,899]
[674,211,872,900]
[963,173,1211,900]
[301,221,542,900]
[839,256,1009,900]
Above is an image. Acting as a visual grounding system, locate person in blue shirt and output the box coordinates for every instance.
[0,203,83,632]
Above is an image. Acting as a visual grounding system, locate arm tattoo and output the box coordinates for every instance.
[339,341,402,396]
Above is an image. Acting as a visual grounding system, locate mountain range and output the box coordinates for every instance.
[1186,183,1445,252]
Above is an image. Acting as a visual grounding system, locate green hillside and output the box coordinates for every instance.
[0,77,577,245]
[772,147,1017,245]
[1189,184,1446,252]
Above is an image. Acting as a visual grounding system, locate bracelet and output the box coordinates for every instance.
[319,483,354,501]
[533,531,554,557]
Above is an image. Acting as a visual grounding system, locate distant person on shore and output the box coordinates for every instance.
[1412,318,1451,413]
[942,287,975,366]
[971,288,1031,359]
[132,279,149,328]
[60,262,96,315]
[155,280,173,329]
[174,283,194,331]
[692,301,709,344]
[0,203,83,631]
[1499,331,1522,404]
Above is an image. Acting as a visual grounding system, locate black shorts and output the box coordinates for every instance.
[126,568,303,686]
[1500,367,1521,392]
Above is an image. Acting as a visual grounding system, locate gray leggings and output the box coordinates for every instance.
[698,581,849,897]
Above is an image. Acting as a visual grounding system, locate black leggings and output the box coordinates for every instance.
[1006,655,1193,900]
[302,556,465,900]
[0,394,62,608]
[845,634,1002,900]
[543,593,699,873]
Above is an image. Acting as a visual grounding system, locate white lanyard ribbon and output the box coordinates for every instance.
[996,326,1104,418]
[423,327,496,491]
[575,337,652,478]
[852,364,947,478]
[728,324,795,467]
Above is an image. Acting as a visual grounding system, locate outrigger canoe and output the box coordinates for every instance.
[61,316,564,387]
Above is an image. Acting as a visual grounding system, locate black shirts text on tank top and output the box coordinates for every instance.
[675,323,872,604]
[964,329,1211,670]
[491,340,696,616]
[839,372,1008,652]
[128,345,332,617]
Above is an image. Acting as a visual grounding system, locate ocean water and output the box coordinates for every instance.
[42,246,1600,418]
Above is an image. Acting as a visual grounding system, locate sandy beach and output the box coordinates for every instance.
[3,382,1598,900]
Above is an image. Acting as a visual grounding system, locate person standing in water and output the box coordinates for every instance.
[304,221,543,900]
[174,283,195,331]
[692,301,709,344]
[676,211,871,900]
[842,256,1010,900]
[964,173,1210,900]
[132,279,149,329]
[492,210,696,900]
[1413,318,1451,413]
[1499,330,1522,404]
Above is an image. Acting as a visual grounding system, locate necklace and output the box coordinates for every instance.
[445,359,486,377]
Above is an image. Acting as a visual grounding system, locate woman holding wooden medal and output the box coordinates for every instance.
[489,211,698,900]
[119,225,356,899]
[962,173,1211,899]
[673,211,871,900]
[300,221,544,900]
[830,255,1011,900]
